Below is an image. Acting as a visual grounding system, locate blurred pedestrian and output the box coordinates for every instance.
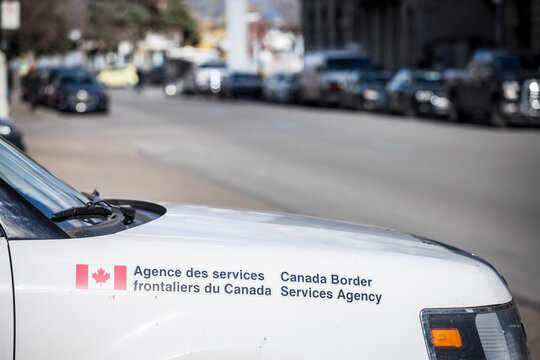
[26,63,41,110]
[135,67,144,94]
[7,67,13,104]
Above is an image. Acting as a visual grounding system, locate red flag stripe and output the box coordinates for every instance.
[114,265,127,290]
[76,264,88,289]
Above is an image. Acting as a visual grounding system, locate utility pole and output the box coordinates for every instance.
[0,0,20,117]
[226,0,248,71]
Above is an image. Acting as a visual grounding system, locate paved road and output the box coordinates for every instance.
[14,87,540,352]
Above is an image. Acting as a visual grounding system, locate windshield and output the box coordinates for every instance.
[495,54,540,72]
[414,71,443,84]
[199,62,227,69]
[0,140,87,218]
[60,73,98,86]
[362,72,393,83]
[326,58,372,72]
[234,74,260,81]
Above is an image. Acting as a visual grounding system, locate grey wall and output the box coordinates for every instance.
[301,0,538,70]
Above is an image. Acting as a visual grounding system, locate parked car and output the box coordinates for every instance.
[37,66,84,107]
[340,70,394,111]
[299,50,372,106]
[0,118,25,151]
[263,72,300,103]
[386,69,451,117]
[0,138,530,359]
[221,72,263,99]
[97,64,139,88]
[52,71,109,113]
[447,49,540,126]
[182,60,228,95]
[163,58,194,96]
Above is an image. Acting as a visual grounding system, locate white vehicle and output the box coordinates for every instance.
[300,50,372,106]
[0,139,530,360]
[182,61,228,95]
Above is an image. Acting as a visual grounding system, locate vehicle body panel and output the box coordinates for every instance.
[10,204,511,360]
[449,49,540,125]
[182,61,228,95]
[387,69,450,117]
[222,73,263,98]
[300,51,372,105]
[0,117,25,151]
[37,66,83,106]
[97,64,139,88]
[263,73,300,103]
[0,238,14,360]
[55,82,109,113]
[341,71,392,111]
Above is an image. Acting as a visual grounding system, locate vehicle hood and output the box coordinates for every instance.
[324,71,350,84]
[59,84,104,94]
[498,69,540,81]
[232,78,262,87]
[359,82,387,92]
[409,83,447,95]
[123,204,498,271]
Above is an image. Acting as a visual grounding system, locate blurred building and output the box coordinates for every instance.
[300,0,540,69]
[185,0,302,75]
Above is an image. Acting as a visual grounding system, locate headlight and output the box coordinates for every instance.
[0,125,12,136]
[421,302,529,360]
[165,84,177,96]
[196,73,208,86]
[430,95,450,109]
[415,90,433,102]
[77,90,88,100]
[362,89,380,101]
[502,81,520,100]
[529,81,539,94]
[210,70,222,92]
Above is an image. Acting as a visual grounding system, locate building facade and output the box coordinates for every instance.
[301,0,540,70]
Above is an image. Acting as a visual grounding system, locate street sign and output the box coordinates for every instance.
[1,1,20,30]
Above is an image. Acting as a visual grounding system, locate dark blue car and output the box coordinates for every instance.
[0,118,25,151]
[53,71,109,113]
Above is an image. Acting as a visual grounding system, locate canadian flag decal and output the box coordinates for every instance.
[76,264,127,290]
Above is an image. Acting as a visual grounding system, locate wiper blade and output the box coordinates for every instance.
[82,189,136,225]
[51,206,112,222]
[87,198,135,225]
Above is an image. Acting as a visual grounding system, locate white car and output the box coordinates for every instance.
[0,139,530,360]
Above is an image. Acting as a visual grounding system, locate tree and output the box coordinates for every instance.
[7,0,71,56]
[156,0,198,44]
[85,0,198,50]
[136,0,198,44]
[3,0,199,56]
[86,0,149,51]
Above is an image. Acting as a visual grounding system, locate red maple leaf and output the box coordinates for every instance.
[92,268,110,286]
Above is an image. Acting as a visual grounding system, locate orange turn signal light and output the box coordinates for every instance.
[431,328,462,348]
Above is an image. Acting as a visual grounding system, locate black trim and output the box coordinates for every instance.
[104,199,166,216]
[6,240,16,360]
[0,178,70,240]
[51,206,112,222]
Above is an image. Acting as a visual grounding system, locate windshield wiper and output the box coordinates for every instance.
[51,206,112,222]
[82,189,136,225]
